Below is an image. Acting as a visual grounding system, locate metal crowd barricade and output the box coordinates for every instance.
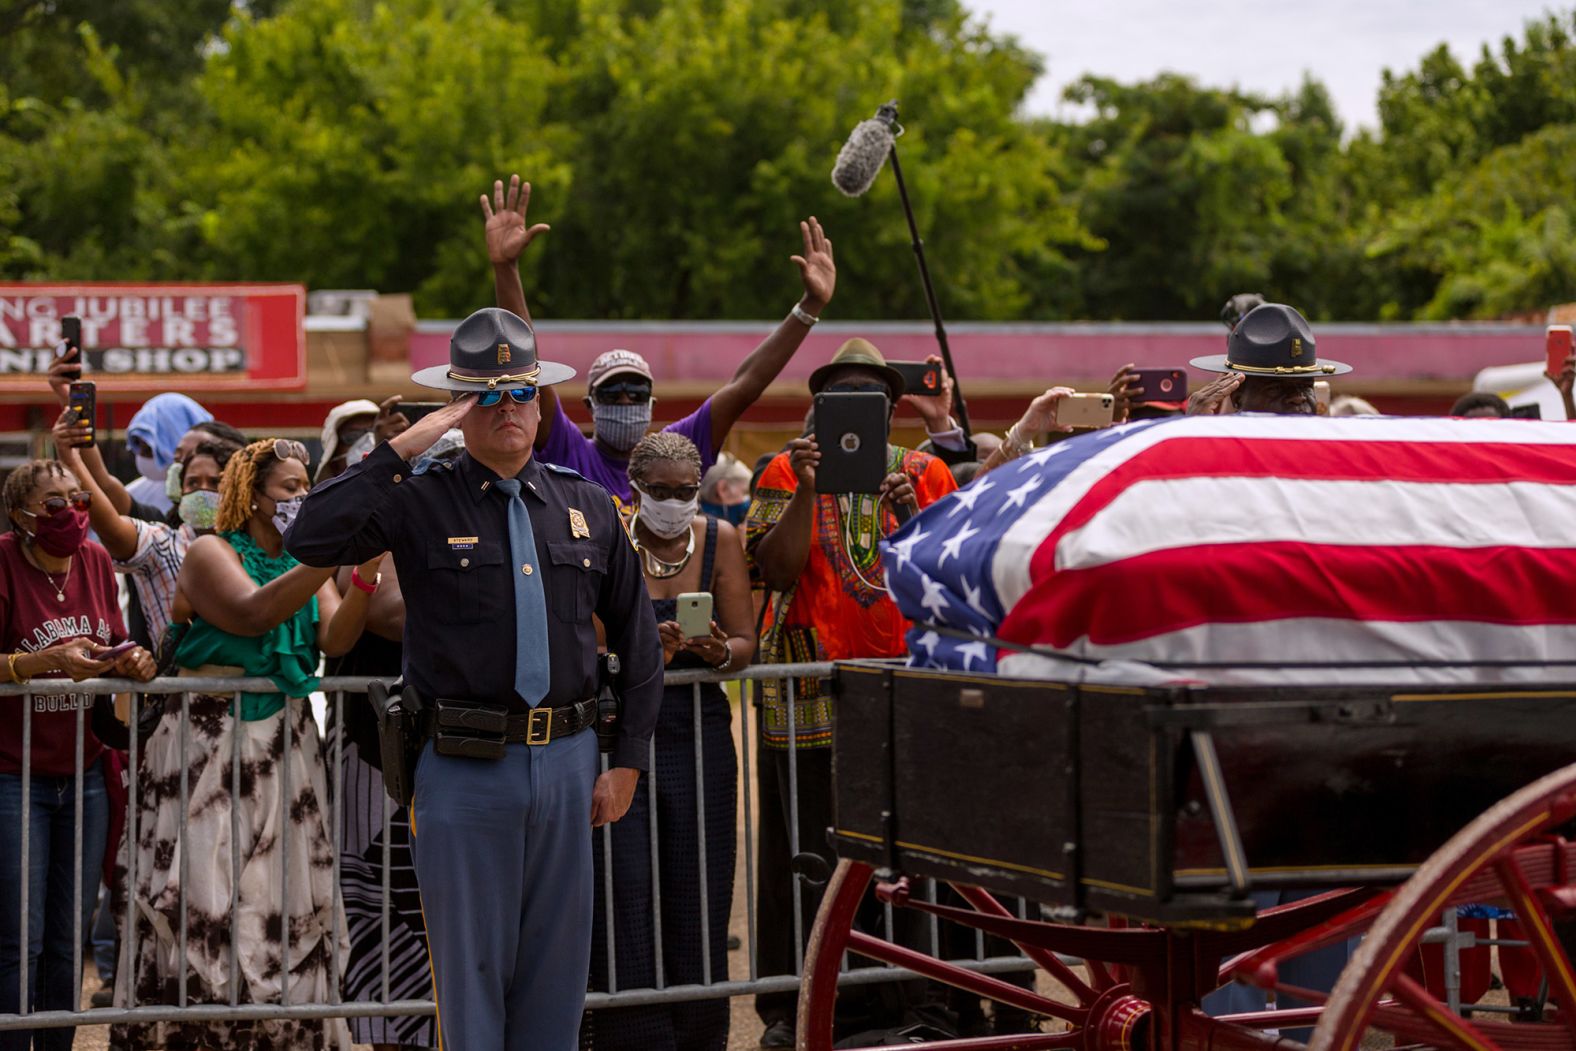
[0,664,1038,1036]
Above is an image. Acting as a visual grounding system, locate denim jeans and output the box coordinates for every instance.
[0,759,109,1051]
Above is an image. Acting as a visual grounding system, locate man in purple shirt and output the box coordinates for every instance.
[480,174,837,504]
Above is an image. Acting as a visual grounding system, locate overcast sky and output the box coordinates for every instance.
[969,0,1564,131]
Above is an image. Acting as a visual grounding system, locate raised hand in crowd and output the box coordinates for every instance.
[1547,354,1576,421]
[901,353,956,433]
[1108,363,1142,424]
[790,216,836,314]
[45,344,138,515]
[373,395,411,444]
[483,173,551,275]
[753,436,822,592]
[788,436,820,492]
[1187,371,1244,416]
[980,386,1076,474]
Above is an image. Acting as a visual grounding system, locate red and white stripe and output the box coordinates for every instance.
[992,415,1576,684]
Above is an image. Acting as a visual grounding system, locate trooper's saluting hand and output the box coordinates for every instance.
[286,307,663,1051]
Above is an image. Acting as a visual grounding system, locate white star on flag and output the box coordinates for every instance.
[937,519,982,567]
[1026,442,1072,467]
[1003,475,1044,511]
[887,525,930,572]
[946,478,995,517]
[918,573,951,620]
[915,630,940,656]
[961,576,988,616]
[955,639,990,670]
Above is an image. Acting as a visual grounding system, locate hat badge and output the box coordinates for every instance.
[1290,338,1303,358]
[498,343,512,365]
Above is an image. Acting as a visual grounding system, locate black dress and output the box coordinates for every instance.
[587,517,738,1051]
[326,632,438,1049]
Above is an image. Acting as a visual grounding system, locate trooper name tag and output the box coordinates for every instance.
[568,508,591,539]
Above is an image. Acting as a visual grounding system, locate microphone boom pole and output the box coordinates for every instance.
[876,101,974,443]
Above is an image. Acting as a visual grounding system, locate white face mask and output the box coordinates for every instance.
[135,452,167,483]
[634,486,698,540]
[271,494,305,536]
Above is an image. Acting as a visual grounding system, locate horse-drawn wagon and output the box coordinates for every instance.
[795,415,1576,1050]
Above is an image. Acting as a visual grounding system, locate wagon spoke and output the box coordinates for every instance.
[1494,854,1576,1039]
[846,931,1089,1026]
[951,884,1098,1004]
[1386,973,1508,1051]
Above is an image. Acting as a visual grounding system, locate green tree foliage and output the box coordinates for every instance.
[3,2,1576,321]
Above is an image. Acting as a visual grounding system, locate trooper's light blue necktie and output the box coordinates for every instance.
[493,478,550,706]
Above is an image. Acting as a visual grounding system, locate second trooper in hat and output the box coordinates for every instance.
[286,307,664,1051]
[1187,302,1352,416]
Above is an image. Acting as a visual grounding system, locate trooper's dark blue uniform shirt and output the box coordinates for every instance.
[285,440,663,769]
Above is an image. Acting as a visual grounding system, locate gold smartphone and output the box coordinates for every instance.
[1058,392,1115,429]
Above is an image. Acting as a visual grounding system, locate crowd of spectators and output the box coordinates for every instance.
[3,175,1573,1051]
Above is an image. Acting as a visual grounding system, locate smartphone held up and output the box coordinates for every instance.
[1547,325,1572,378]
[68,381,96,448]
[57,315,83,381]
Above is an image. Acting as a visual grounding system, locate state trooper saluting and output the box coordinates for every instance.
[286,307,662,1051]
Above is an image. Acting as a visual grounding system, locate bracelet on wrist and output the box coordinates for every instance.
[1002,422,1032,458]
[714,639,735,673]
[351,567,382,594]
[8,652,31,685]
[791,303,820,327]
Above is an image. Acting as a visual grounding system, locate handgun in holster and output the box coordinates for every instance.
[596,652,623,754]
[370,679,429,807]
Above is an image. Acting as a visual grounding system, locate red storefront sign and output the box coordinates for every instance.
[0,283,306,393]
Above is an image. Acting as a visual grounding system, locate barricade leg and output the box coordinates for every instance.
[0,763,43,1049]
[38,761,106,1044]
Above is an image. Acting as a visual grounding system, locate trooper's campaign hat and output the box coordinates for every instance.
[411,307,577,392]
[1190,302,1351,377]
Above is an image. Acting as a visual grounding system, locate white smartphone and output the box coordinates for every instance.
[676,592,714,639]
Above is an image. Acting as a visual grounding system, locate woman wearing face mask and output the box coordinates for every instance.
[586,432,755,1051]
[55,410,240,655]
[114,439,379,1051]
[0,459,157,1049]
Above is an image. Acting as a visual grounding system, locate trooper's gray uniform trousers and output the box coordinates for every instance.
[412,732,601,1051]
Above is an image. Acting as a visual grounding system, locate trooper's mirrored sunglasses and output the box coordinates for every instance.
[476,387,539,408]
[591,381,652,405]
[24,491,92,517]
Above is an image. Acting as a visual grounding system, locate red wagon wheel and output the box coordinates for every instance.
[797,860,1376,1051]
[798,859,1135,1051]
[1310,761,1576,1051]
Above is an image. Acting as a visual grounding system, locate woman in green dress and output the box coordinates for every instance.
[117,438,383,1051]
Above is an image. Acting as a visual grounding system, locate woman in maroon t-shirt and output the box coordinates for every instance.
[0,459,155,1042]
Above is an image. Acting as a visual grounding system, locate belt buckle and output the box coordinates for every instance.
[526,707,553,746]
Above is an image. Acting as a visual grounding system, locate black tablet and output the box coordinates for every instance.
[813,392,889,493]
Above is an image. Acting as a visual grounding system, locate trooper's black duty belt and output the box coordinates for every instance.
[426,697,597,759]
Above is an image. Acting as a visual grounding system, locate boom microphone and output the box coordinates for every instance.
[831,104,898,197]
[828,100,978,448]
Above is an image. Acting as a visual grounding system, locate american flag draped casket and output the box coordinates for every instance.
[882,414,1576,685]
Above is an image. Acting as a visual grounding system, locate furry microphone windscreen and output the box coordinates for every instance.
[831,118,895,197]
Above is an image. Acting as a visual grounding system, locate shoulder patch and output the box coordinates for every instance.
[543,462,587,480]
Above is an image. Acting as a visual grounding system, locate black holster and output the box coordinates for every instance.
[596,652,623,754]
[370,679,428,807]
